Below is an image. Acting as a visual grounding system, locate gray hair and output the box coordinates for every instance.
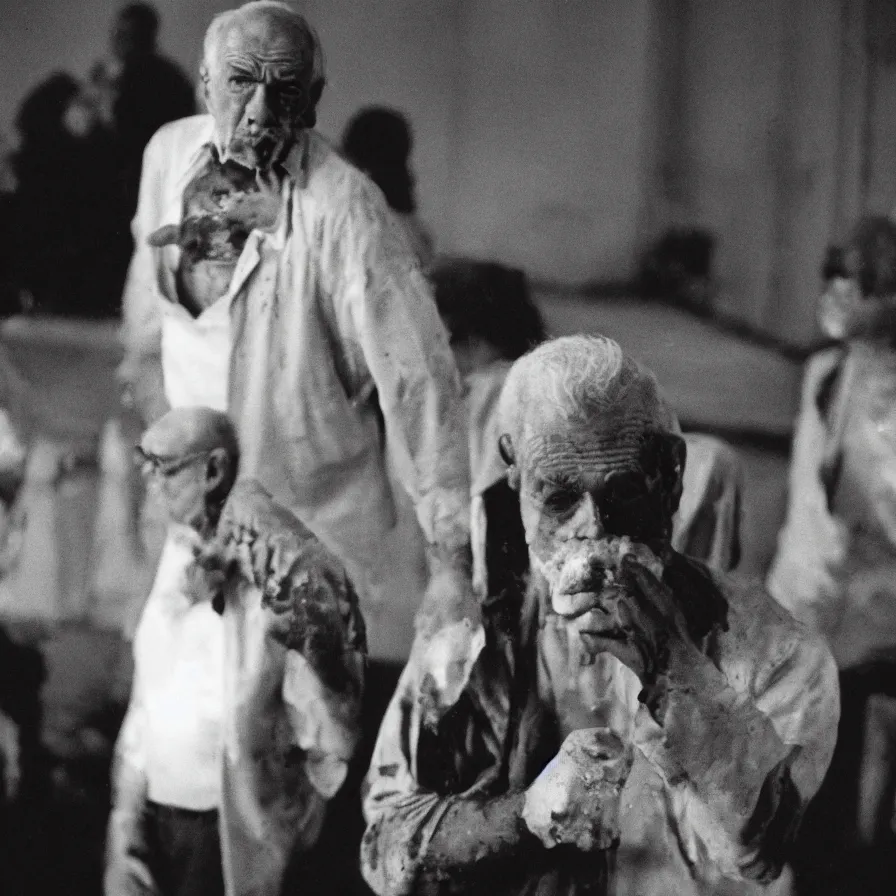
[202,1,325,91]
[498,334,679,456]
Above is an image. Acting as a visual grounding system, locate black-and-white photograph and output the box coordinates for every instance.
[0,1,893,894]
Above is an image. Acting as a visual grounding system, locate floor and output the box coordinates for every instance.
[538,291,802,439]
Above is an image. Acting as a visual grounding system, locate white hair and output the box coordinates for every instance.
[202,1,325,90]
[497,334,679,456]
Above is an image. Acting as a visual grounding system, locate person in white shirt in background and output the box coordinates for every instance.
[768,216,896,893]
[106,406,365,896]
[119,0,475,684]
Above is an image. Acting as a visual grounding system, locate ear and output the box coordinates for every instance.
[147,224,180,248]
[204,447,231,498]
[199,64,211,103]
[498,434,521,491]
[659,433,686,516]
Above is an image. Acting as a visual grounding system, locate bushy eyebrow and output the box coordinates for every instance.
[224,59,257,76]
[533,470,580,492]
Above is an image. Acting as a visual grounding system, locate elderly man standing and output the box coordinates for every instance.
[362,336,839,896]
[106,407,366,896]
[120,0,474,663]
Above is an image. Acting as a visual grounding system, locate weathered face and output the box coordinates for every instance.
[510,425,682,622]
[204,13,313,171]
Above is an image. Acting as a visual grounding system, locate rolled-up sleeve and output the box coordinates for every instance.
[361,654,455,896]
[329,184,472,553]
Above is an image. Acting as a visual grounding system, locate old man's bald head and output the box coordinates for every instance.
[140,407,240,532]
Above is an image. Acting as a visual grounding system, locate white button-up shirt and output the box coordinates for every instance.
[121,117,471,658]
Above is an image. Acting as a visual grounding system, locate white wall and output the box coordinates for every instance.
[0,0,658,288]
[661,0,882,346]
[447,0,656,283]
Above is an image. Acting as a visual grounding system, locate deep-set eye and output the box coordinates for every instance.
[542,486,579,515]
[601,476,655,538]
[227,75,254,90]
[272,81,306,104]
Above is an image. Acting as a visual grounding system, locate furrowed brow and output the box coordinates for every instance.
[534,470,580,492]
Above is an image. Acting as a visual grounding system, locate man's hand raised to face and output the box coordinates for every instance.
[575,556,701,690]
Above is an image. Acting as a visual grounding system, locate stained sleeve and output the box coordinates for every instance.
[633,616,839,883]
[327,183,472,554]
[282,644,365,801]
[360,652,456,896]
[279,563,367,801]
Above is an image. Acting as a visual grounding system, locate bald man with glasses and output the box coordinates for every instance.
[108,407,365,896]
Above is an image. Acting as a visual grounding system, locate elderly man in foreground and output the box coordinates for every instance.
[361,336,839,896]
[106,407,365,896]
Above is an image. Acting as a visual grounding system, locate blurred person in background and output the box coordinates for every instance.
[106,409,365,896]
[342,106,435,268]
[90,2,195,219]
[768,215,896,893]
[10,72,130,318]
[431,259,546,598]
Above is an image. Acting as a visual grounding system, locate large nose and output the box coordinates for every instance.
[245,84,275,132]
[566,494,604,541]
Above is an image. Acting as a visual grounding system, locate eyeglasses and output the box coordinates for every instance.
[133,446,210,478]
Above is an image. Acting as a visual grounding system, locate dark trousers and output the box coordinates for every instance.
[793,663,896,895]
[145,802,225,896]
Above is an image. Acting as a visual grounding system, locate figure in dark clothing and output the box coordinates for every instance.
[431,259,547,375]
[11,73,131,318]
[92,3,196,218]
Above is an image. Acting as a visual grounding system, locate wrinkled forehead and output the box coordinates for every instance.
[522,438,646,488]
[518,411,654,481]
[219,10,315,71]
